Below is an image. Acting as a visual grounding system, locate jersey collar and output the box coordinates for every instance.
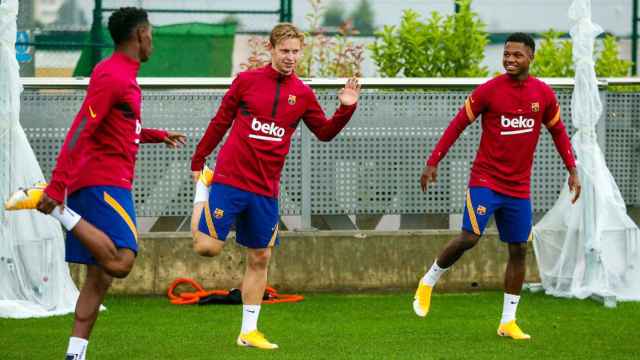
[112,51,141,75]
[265,64,295,81]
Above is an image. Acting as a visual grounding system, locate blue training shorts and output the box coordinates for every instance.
[65,186,138,265]
[462,186,532,243]
[198,183,280,249]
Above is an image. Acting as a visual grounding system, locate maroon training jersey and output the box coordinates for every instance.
[191,65,357,198]
[427,74,576,199]
[45,52,168,203]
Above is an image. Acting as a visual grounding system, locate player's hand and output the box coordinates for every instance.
[338,77,361,106]
[568,167,581,204]
[420,165,438,193]
[36,192,61,215]
[163,131,187,149]
[192,171,200,184]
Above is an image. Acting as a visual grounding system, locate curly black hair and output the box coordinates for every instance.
[108,7,149,45]
[505,32,535,54]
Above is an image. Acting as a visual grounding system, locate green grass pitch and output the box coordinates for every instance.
[2,291,638,359]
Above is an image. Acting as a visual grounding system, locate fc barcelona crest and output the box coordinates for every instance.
[214,208,224,219]
[288,94,297,105]
[477,205,487,216]
[531,102,540,112]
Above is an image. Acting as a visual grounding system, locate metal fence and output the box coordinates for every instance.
[19,78,640,229]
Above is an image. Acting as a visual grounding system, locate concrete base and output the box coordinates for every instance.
[69,230,540,295]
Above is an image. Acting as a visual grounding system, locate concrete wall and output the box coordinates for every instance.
[70,230,540,294]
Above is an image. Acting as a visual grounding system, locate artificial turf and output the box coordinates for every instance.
[2,291,638,359]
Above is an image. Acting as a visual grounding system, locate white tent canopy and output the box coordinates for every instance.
[533,0,640,302]
[0,0,79,318]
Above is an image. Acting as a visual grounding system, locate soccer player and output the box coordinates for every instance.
[413,32,581,339]
[190,23,360,349]
[4,8,185,359]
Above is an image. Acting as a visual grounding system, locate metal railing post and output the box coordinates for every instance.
[91,0,104,72]
[301,125,313,229]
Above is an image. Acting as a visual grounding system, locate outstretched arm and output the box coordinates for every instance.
[141,128,186,148]
[303,78,361,141]
[420,112,470,193]
[191,75,242,171]
[421,85,489,192]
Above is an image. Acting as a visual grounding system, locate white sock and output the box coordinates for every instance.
[421,260,449,287]
[50,206,82,231]
[241,304,261,334]
[65,337,88,360]
[193,181,210,204]
[501,293,520,324]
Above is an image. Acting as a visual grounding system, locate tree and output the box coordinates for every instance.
[242,0,364,78]
[530,30,631,77]
[369,0,488,77]
[350,0,375,35]
[323,0,346,28]
[595,35,631,77]
[529,30,574,77]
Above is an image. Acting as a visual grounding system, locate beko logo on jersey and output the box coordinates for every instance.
[249,117,284,142]
[500,115,534,135]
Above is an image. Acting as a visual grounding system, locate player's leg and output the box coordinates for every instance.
[191,165,214,238]
[66,187,140,279]
[64,187,139,358]
[193,183,237,257]
[413,187,495,317]
[65,265,113,360]
[505,242,527,295]
[5,185,135,278]
[236,192,279,350]
[69,222,135,278]
[435,230,481,268]
[495,195,532,340]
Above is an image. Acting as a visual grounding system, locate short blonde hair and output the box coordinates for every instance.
[269,23,305,47]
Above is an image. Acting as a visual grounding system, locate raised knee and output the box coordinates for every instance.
[194,245,221,257]
[104,260,133,279]
[193,237,222,257]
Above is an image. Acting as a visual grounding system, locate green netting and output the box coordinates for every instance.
[73,22,235,77]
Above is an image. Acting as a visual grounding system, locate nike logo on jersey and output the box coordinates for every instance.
[89,105,97,118]
[500,115,534,135]
[249,117,285,142]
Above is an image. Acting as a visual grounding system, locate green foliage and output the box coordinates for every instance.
[530,30,574,77]
[530,31,631,78]
[322,0,346,28]
[369,0,488,77]
[298,0,364,78]
[595,35,632,77]
[350,0,375,35]
[241,0,363,78]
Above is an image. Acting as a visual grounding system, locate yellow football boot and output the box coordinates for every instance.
[199,165,214,186]
[4,182,47,210]
[497,320,531,340]
[412,282,433,317]
[236,330,278,350]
